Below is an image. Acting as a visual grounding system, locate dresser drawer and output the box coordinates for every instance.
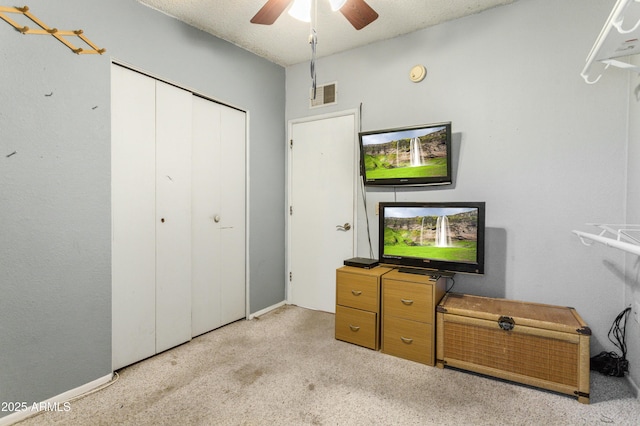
[337,270,379,312]
[383,279,433,323]
[335,305,378,350]
[383,316,433,365]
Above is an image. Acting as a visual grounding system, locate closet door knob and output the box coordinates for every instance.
[214,215,221,223]
[161,218,165,223]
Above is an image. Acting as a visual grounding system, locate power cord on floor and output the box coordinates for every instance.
[590,307,631,377]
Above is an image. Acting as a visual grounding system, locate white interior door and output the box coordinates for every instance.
[288,111,358,313]
[111,64,157,369]
[155,81,193,353]
[191,97,246,337]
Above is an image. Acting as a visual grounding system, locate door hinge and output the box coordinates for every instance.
[289,272,293,282]
[289,206,293,215]
[290,139,293,149]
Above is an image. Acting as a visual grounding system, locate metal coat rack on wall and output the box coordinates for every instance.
[0,5,105,55]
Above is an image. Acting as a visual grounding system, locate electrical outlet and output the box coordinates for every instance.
[635,302,640,324]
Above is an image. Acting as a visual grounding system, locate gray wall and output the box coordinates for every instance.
[0,0,285,414]
[287,0,637,390]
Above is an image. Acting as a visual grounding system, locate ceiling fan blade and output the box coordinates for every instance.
[250,0,293,25]
[340,0,379,30]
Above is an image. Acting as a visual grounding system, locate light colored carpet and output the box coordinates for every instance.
[17,305,640,425]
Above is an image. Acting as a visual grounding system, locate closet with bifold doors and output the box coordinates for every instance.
[111,64,246,370]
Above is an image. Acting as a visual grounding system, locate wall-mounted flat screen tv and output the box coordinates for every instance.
[379,201,485,275]
[359,122,452,186]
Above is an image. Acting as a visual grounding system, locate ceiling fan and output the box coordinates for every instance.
[250,0,379,30]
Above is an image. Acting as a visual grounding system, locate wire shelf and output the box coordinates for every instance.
[572,224,640,256]
[581,0,640,84]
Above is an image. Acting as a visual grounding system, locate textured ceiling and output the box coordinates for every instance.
[138,0,517,66]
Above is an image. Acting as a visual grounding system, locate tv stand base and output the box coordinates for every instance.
[397,267,454,279]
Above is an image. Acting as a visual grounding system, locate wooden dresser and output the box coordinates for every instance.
[335,266,392,350]
[381,269,447,365]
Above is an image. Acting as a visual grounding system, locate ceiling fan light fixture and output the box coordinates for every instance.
[288,0,311,22]
[328,0,347,11]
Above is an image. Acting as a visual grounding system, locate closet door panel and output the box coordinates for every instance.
[111,65,157,370]
[191,97,223,336]
[220,107,247,323]
[155,81,193,353]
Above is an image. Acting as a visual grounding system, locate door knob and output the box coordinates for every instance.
[213,215,221,223]
[336,223,351,231]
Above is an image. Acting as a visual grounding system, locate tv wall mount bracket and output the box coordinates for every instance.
[0,5,105,55]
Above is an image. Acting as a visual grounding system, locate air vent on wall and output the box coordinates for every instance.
[310,82,337,108]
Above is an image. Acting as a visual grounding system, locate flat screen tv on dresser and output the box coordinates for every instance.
[379,201,485,275]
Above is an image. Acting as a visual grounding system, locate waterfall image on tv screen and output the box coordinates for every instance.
[361,124,449,185]
[383,206,479,264]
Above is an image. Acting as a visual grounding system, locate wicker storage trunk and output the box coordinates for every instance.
[436,293,591,404]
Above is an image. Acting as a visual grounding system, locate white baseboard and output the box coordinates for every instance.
[248,301,286,319]
[0,373,113,426]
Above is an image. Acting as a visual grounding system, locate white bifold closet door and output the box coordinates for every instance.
[112,65,192,369]
[191,96,246,337]
[112,64,246,370]
[154,82,193,353]
[112,66,157,369]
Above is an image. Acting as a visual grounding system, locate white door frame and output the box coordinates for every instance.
[285,108,360,303]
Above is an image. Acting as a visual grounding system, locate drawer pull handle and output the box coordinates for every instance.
[351,290,362,296]
[401,299,414,305]
[349,325,360,332]
[400,336,413,344]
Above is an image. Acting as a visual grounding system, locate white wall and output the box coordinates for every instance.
[287,0,635,378]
